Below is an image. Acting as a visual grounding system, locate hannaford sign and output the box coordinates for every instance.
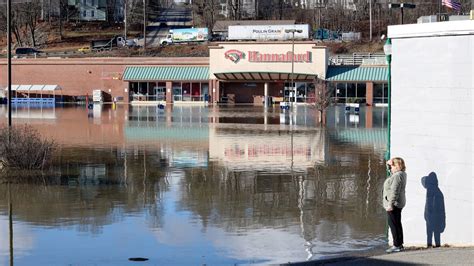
[224,49,312,64]
[249,51,311,63]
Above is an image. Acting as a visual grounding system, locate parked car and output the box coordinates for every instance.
[77,46,91,52]
[210,34,226,42]
[15,47,43,56]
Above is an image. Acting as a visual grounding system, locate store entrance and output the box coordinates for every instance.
[220,82,285,105]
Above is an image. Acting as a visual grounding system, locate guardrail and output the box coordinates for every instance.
[329,53,387,65]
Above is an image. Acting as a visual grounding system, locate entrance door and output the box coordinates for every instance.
[284,82,296,103]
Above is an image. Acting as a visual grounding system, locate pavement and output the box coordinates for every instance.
[287,247,474,265]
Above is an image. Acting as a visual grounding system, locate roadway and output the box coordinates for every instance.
[146,6,193,47]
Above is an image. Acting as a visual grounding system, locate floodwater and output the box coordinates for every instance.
[0,104,388,265]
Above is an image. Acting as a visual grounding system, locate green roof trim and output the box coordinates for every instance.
[123,66,210,81]
[331,128,387,147]
[326,66,387,82]
[125,125,209,141]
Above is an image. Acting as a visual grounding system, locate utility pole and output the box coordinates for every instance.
[369,0,372,41]
[7,0,12,127]
[314,1,326,29]
[143,0,146,53]
[124,0,127,40]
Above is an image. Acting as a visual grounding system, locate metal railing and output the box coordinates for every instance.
[329,53,386,66]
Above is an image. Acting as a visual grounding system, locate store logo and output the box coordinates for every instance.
[225,49,245,63]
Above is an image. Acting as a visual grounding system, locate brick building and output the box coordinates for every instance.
[0,42,387,106]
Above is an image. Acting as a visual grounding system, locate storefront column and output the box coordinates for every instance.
[264,82,269,107]
[208,80,212,103]
[213,80,220,105]
[124,85,130,103]
[366,82,374,106]
[166,81,173,104]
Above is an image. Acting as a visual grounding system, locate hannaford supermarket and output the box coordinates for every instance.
[0,41,388,105]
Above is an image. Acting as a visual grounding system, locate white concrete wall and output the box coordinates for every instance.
[388,21,474,246]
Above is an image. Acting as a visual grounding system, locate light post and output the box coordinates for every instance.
[7,0,12,127]
[143,0,147,53]
[285,29,302,107]
[383,38,392,163]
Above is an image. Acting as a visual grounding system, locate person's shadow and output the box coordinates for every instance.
[422,172,446,247]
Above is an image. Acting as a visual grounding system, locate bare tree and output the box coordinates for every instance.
[0,125,57,170]
[22,0,42,46]
[11,4,27,47]
[193,0,220,27]
[314,79,333,125]
[228,0,242,20]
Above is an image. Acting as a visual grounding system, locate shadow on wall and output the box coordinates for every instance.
[422,172,446,248]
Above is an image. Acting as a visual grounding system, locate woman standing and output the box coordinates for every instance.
[383,157,407,253]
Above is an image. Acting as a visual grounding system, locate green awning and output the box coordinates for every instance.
[123,66,210,81]
[326,66,387,82]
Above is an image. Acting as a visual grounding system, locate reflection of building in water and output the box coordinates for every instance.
[4,106,57,120]
[126,106,210,168]
[209,126,328,172]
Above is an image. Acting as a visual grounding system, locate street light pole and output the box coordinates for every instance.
[285,29,302,108]
[7,0,12,127]
[291,31,296,106]
[143,0,146,54]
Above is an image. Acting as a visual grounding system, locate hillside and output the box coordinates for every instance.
[0,22,383,58]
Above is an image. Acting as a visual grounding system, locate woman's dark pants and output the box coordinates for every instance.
[387,207,404,247]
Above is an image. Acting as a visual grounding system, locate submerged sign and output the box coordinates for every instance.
[224,50,312,64]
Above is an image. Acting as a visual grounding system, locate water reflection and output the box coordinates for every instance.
[0,105,387,265]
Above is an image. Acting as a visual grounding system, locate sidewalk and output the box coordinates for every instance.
[320,247,474,265]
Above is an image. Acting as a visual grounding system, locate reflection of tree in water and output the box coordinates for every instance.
[0,146,169,234]
[178,147,387,245]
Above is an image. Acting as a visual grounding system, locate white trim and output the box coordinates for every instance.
[388,20,474,39]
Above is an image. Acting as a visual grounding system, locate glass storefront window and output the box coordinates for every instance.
[153,82,166,101]
[138,82,148,95]
[307,83,316,103]
[129,81,208,102]
[346,83,356,98]
[191,83,201,101]
[296,82,306,103]
[383,83,388,103]
[374,83,384,103]
[335,83,346,103]
[201,84,209,101]
[182,83,191,101]
[129,82,149,101]
[356,83,366,103]
[172,82,182,101]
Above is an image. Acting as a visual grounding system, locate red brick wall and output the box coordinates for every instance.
[0,57,209,102]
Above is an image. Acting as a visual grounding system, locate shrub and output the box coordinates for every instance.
[0,125,56,170]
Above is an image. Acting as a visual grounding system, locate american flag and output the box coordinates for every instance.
[442,0,462,11]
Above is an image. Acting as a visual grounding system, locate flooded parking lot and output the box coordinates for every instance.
[0,105,388,265]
